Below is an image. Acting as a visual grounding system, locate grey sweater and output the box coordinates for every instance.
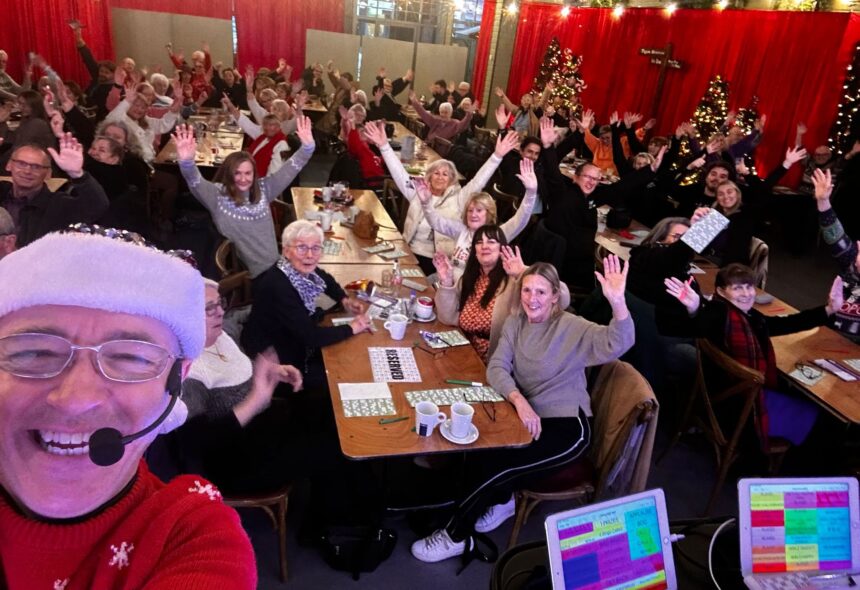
[179,142,314,278]
[487,312,634,418]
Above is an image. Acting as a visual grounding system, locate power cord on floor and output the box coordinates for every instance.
[708,517,737,590]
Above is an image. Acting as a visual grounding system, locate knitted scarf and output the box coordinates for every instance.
[248,131,287,176]
[722,302,778,447]
[277,257,325,314]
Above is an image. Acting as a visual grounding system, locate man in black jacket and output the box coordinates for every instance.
[0,136,108,247]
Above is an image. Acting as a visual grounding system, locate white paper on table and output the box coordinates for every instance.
[688,264,706,275]
[681,209,730,254]
[338,382,393,401]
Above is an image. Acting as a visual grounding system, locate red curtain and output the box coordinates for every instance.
[109,0,231,19]
[508,5,860,177]
[235,0,345,73]
[3,0,114,88]
[471,0,498,102]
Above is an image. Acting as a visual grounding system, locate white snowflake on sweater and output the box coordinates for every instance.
[109,541,134,570]
[53,579,69,590]
[188,480,222,501]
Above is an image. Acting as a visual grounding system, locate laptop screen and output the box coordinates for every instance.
[551,495,669,589]
[747,481,853,574]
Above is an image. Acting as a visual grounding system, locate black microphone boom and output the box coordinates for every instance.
[88,361,182,467]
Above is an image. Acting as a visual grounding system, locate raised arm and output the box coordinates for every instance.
[416,180,465,239]
[456,131,519,209]
[499,158,539,241]
[236,112,262,140]
[409,91,435,126]
[174,124,221,210]
[494,87,519,115]
[261,115,315,196]
[365,119,415,200]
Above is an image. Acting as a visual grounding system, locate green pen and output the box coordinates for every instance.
[378,416,409,425]
[446,379,484,387]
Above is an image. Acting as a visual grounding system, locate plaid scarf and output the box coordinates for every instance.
[722,301,778,448]
[277,257,326,314]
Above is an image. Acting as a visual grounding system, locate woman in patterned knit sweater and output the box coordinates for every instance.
[433,225,570,362]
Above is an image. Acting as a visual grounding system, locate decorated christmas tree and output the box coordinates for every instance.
[691,75,730,140]
[828,42,860,156]
[735,95,760,135]
[531,37,586,117]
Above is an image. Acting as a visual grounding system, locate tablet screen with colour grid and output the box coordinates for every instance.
[544,489,676,590]
[738,478,860,576]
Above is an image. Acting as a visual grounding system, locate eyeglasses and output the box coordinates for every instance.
[0,333,177,383]
[795,362,822,380]
[10,159,50,172]
[480,400,497,422]
[205,296,228,317]
[292,244,323,255]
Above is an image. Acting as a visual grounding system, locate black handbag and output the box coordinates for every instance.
[317,525,397,580]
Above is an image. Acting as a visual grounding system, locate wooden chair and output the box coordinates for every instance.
[218,270,252,309]
[491,183,521,224]
[214,240,247,278]
[749,237,770,290]
[474,127,497,151]
[381,179,407,232]
[507,361,659,548]
[223,485,292,582]
[412,120,427,140]
[270,199,296,248]
[431,136,454,158]
[662,338,789,515]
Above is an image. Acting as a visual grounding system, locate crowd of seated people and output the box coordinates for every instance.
[1,21,859,583]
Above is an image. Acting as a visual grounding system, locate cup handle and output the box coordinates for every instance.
[383,321,392,330]
[436,413,446,424]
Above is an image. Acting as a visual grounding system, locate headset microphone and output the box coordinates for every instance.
[88,361,183,467]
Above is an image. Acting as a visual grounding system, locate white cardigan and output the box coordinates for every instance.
[105,99,179,163]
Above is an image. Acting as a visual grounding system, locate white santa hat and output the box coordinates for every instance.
[0,226,205,358]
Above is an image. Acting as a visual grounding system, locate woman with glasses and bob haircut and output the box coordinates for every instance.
[664,262,845,452]
[242,220,372,391]
[412,258,634,566]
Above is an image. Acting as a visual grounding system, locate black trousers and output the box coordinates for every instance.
[446,409,592,541]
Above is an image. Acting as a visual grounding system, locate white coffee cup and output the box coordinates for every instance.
[383,313,409,340]
[322,187,333,202]
[449,401,475,439]
[415,401,446,437]
[320,210,333,232]
[414,296,434,320]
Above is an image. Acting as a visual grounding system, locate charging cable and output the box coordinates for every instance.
[708,517,737,590]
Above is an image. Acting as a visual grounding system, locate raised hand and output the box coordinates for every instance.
[539,116,557,148]
[495,104,509,129]
[244,65,255,89]
[826,275,844,316]
[49,113,65,139]
[609,111,619,126]
[47,133,84,178]
[516,157,538,192]
[195,90,209,107]
[500,245,525,277]
[363,120,388,148]
[432,252,454,287]
[783,146,807,168]
[114,66,126,87]
[754,114,767,131]
[408,89,417,102]
[494,130,520,158]
[171,124,198,162]
[221,95,240,120]
[624,111,642,126]
[811,168,833,202]
[687,154,706,170]
[736,160,750,176]
[594,254,629,306]
[377,66,386,78]
[404,68,414,82]
[796,122,808,135]
[0,103,12,124]
[706,137,722,154]
[651,145,667,172]
[414,177,432,205]
[664,276,700,315]
[373,87,384,105]
[691,207,712,224]
[581,109,595,130]
[643,117,656,130]
[55,78,75,112]
[494,86,505,98]
[295,115,314,146]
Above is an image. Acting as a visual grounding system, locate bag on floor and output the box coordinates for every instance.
[317,525,397,580]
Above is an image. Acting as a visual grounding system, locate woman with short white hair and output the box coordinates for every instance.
[241,220,371,390]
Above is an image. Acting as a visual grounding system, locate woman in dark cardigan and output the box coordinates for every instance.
[664,263,844,450]
[241,219,371,391]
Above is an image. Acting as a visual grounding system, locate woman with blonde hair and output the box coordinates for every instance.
[364,119,519,273]
[419,158,538,280]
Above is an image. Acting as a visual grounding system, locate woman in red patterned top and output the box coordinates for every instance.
[434,225,569,362]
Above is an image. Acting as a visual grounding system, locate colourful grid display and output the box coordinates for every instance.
[749,483,852,574]
[557,497,668,590]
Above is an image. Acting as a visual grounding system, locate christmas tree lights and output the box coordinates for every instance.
[828,42,860,156]
[531,37,587,117]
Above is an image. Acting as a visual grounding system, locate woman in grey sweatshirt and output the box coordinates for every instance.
[173,117,315,279]
[411,257,635,567]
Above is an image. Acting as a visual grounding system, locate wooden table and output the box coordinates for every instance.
[389,121,449,175]
[154,127,245,167]
[594,219,651,261]
[320,263,532,459]
[0,177,67,192]
[291,187,418,265]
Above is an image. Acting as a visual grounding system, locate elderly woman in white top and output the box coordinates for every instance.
[105,82,181,162]
[418,158,538,281]
[364,119,520,274]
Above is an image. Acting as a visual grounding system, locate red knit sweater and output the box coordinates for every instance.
[0,461,257,589]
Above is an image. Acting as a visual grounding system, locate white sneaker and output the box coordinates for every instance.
[474,495,516,533]
[411,529,470,562]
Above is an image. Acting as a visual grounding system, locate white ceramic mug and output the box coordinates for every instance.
[383,313,409,340]
[414,296,434,320]
[415,401,446,437]
[322,187,333,202]
[320,210,333,232]
[449,402,475,439]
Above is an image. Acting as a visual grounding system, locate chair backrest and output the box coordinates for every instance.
[749,237,769,289]
[519,219,566,271]
[432,136,454,158]
[588,360,659,499]
[693,338,765,448]
[219,270,253,309]
[214,239,247,278]
[473,127,497,151]
[270,200,295,248]
[492,182,521,224]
